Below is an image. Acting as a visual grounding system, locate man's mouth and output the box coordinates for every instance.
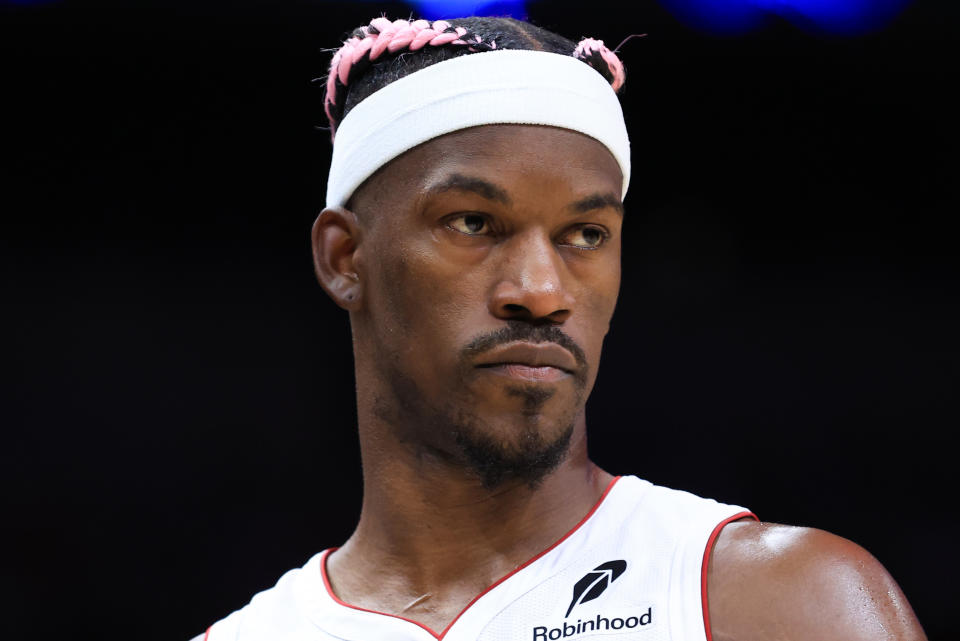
[476,363,570,383]
[474,342,578,383]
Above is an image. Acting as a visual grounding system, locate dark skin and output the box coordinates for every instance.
[308,125,927,640]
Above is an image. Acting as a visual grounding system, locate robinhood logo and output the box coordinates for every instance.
[532,609,653,641]
[532,560,653,641]
[564,560,627,617]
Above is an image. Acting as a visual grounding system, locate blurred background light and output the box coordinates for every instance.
[660,0,913,34]
[658,0,766,34]
[410,0,528,21]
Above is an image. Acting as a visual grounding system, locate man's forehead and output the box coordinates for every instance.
[418,126,621,189]
[419,171,625,217]
[350,124,623,212]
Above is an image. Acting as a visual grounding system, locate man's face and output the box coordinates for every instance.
[347,124,623,487]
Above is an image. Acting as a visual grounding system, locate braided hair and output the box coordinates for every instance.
[323,16,627,140]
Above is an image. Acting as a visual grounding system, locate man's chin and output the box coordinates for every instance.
[452,418,575,490]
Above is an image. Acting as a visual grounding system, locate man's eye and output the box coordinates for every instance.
[562,225,608,249]
[447,214,490,235]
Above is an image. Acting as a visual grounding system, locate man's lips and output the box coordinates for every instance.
[479,364,569,382]
[473,342,578,382]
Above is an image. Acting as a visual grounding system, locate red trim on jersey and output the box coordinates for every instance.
[700,510,758,641]
[203,625,211,641]
[320,475,623,640]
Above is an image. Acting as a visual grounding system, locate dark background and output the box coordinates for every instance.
[2,0,956,639]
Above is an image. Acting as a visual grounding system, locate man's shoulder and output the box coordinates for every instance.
[707,521,926,641]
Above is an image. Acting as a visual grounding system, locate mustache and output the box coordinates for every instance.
[461,322,589,375]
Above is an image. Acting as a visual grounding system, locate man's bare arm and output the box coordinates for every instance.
[707,521,926,641]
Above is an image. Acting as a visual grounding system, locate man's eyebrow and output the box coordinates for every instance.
[569,193,624,216]
[426,173,511,205]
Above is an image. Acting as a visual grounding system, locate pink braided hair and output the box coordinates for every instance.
[324,18,496,139]
[573,38,627,92]
[322,18,631,141]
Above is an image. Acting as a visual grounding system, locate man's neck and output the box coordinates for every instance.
[325,425,612,632]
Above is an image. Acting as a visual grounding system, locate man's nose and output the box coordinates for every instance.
[488,231,575,324]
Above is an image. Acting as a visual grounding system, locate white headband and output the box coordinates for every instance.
[325,49,631,209]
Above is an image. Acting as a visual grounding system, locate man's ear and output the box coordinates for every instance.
[311,207,363,310]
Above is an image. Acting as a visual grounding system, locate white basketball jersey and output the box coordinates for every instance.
[205,476,754,641]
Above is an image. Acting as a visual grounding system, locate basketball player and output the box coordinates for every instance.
[197,16,926,641]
